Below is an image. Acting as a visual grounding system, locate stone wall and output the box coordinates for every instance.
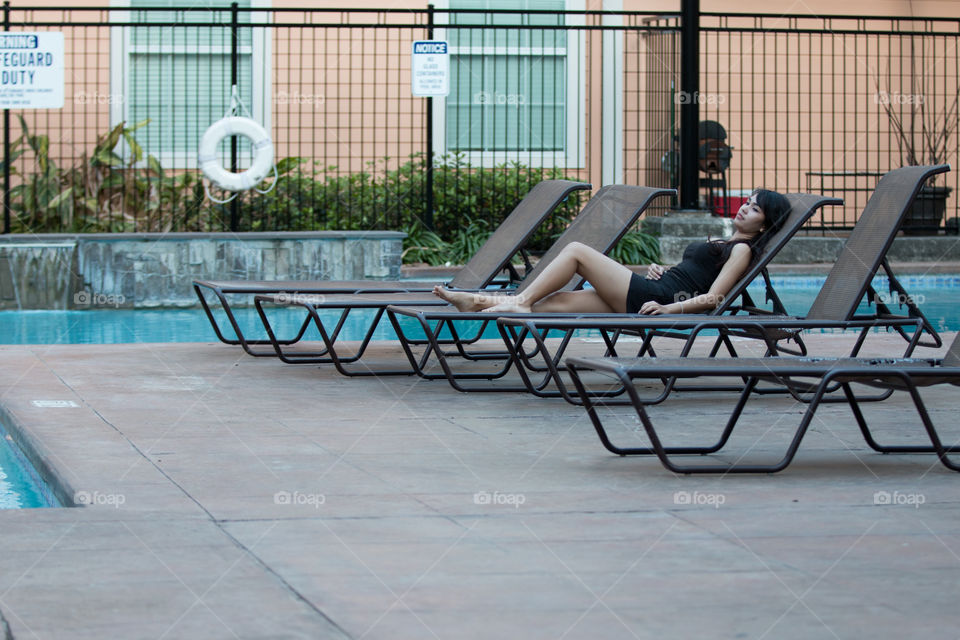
[0,231,404,310]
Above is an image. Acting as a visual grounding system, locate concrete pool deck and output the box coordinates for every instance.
[0,332,958,638]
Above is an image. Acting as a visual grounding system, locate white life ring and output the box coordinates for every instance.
[198,116,274,192]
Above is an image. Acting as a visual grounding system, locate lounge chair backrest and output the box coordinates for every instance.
[943,332,960,367]
[448,180,591,289]
[515,185,676,294]
[713,192,843,315]
[804,164,950,321]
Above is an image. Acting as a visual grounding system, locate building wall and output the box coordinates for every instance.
[5,1,957,230]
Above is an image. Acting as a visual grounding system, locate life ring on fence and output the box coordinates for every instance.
[198,116,274,192]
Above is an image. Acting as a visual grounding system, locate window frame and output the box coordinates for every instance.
[109,0,271,170]
[432,0,586,169]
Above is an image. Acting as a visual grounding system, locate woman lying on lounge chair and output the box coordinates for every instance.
[434,189,790,315]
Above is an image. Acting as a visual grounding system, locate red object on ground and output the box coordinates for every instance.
[713,195,748,217]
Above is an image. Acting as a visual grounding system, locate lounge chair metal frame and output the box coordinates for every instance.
[565,329,960,474]
[495,165,949,403]
[252,185,675,375]
[192,179,591,356]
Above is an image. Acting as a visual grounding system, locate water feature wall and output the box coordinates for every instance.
[0,231,405,309]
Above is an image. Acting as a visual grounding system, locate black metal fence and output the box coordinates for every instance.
[2,5,958,240]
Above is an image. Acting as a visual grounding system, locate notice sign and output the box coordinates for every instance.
[411,41,449,97]
[0,32,64,109]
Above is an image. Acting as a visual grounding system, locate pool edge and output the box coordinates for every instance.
[0,404,71,508]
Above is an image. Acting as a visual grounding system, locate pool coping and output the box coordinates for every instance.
[0,400,74,509]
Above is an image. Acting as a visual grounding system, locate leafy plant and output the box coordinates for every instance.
[7,116,219,233]
[7,125,585,242]
[401,220,450,266]
[443,216,494,265]
[609,230,661,265]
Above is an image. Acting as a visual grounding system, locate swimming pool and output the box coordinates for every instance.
[0,427,57,509]
[0,275,957,344]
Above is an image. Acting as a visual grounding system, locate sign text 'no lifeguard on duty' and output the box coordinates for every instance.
[411,41,449,97]
[0,32,64,109]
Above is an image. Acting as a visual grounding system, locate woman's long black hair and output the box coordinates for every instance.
[710,188,791,267]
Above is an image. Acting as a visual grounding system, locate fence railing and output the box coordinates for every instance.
[2,5,958,242]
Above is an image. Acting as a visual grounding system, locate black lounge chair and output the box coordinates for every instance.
[193,179,590,355]
[254,185,675,375]
[565,330,960,474]
[496,164,949,403]
[383,185,676,382]
[494,192,842,398]
[383,191,841,394]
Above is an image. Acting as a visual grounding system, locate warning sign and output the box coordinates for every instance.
[0,32,64,109]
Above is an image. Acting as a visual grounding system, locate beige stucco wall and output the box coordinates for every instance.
[7,1,957,227]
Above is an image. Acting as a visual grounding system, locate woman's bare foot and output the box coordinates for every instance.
[433,285,489,312]
[481,297,531,314]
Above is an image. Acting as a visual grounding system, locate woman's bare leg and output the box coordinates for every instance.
[483,242,634,313]
[435,242,634,313]
[529,289,617,313]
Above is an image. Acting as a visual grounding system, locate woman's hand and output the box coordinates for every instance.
[638,301,669,315]
[645,264,666,280]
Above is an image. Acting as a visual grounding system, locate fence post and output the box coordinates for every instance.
[678,0,700,210]
[3,0,10,234]
[424,4,435,231]
[229,1,240,231]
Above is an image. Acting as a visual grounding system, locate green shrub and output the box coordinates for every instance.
[609,230,661,265]
[8,129,585,245]
[401,220,449,266]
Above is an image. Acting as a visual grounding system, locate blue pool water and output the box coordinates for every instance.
[0,275,957,345]
[750,274,960,334]
[0,428,57,509]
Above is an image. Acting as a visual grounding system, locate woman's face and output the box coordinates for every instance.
[734,194,767,236]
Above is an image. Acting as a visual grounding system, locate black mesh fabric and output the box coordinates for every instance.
[805,165,950,321]
[448,180,591,289]
[515,185,675,295]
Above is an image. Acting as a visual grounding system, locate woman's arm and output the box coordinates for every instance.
[639,243,752,315]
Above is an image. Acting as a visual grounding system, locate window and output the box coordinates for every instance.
[438,0,584,166]
[112,0,269,168]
